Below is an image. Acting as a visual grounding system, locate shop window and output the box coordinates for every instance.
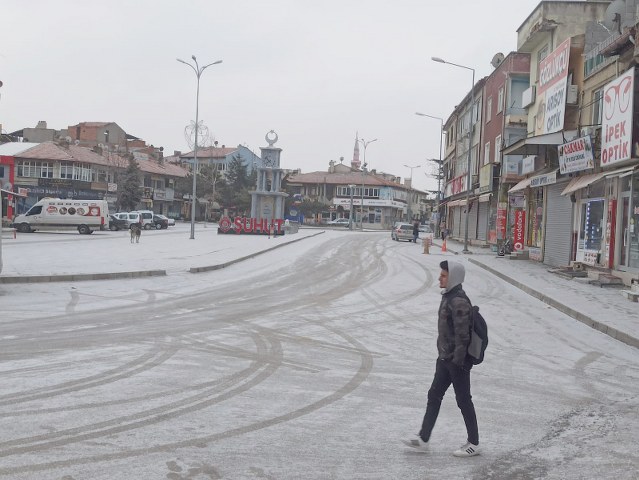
[577,199,604,265]
[527,188,544,248]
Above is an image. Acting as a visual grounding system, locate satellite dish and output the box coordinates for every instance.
[490,52,505,69]
[2,182,12,191]
[603,0,636,32]
[65,136,72,143]
[74,140,80,145]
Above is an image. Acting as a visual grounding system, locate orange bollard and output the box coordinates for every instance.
[441,238,447,253]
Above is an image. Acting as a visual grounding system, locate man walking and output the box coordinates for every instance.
[402,260,480,457]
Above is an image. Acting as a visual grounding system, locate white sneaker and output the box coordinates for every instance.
[453,442,479,457]
[401,436,429,453]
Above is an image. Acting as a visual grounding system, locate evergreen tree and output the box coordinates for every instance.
[116,158,142,211]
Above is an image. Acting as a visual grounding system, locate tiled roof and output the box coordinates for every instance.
[286,171,405,188]
[12,141,186,177]
[137,158,188,177]
[72,122,113,127]
[180,146,238,158]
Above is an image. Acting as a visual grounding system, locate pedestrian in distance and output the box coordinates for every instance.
[412,220,420,243]
[402,260,480,457]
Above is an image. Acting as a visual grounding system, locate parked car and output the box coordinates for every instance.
[419,224,434,245]
[152,214,169,229]
[108,214,128,231]
[391,223,415,241]
[130,210,154,230]
[155,214,174,227]
[115,212,142,229]
[327,218,350,227]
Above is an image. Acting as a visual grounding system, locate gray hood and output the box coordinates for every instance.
[443,260,465,293]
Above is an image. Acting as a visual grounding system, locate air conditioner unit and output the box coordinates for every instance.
[522,85,536,107]
[566,85,579,105]
[580,125,600,138]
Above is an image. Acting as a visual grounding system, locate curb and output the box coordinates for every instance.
[189,231,325,273]
[0,269,166,284]
[467,257,639,350]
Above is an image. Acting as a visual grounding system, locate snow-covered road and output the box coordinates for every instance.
[0,229,637,479]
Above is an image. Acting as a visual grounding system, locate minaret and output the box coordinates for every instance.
[351,132,361,170]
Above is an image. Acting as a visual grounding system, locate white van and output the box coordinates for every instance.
[12,198,109,234]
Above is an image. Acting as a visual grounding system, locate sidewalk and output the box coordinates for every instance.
[434,238,638,349]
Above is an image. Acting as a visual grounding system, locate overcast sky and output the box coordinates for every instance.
[1,0,542,193]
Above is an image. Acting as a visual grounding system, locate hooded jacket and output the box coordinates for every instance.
[437,261,472,366]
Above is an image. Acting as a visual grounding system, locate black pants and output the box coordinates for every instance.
[419,358,479,445]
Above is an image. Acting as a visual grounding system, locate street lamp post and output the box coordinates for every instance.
[348,184,355,230]
[177,55,223,240]
[415,112,445,237]
[403,164,421,221]
[432,57,475,253]
[358,138,376,230]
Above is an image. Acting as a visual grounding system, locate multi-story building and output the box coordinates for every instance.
[501,0,610,266]
[3,140,187,217]
[284,159,430,229]
[176,144,262,176]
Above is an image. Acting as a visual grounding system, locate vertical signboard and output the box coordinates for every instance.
[496,203,507,241]
[601,67,635,166]
[534,38,571,135]
[514,210,526,251]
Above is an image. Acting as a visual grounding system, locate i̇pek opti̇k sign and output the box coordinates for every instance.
[217,216,285,235]
[601,67,636,166]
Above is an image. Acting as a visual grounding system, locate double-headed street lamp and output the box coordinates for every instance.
[358,138,377,230]
[403,164,421,221]
[415,112,445,238]
[177,55,223,240]
[432,56,475,253]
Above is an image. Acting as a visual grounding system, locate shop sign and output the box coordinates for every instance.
[509,194,525,209]
[217,216,285,236]
[558,136,594,174]
[522,156,536,175]
[529,247,542,261]
[601,67,635,166]
[534,38,571,135]
[450,174,466,195]
[107,182,118,192]
[530,170,557,188]
[514,210,526,251]
[496,206,507,240]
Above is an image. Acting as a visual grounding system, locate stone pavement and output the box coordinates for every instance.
[434,238,638,349]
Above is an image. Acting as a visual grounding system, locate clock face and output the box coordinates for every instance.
[264,155,275,167]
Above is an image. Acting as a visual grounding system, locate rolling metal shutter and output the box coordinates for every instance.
[477,201,489,241]
[543,182,573,267]
[452,207,461,238]
[468,200,478,241]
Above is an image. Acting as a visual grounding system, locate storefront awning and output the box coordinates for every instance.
[604,165,636,178]
[508,177,532,193]
[502,130,578,156]
[447,199,461,207]
[561,172,606,195]
[561,166,638,195]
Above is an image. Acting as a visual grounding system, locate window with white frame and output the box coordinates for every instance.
[17,161,37,178]
[497,87,504,113]
[484,142,491,166]
[486,97,492,122]
[60,162,73,179]
[494,134,502,163]
[73,163,92,182]
[40,162,53,178]
[592,88,603,126]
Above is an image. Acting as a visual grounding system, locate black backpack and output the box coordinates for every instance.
[467,305,488,365]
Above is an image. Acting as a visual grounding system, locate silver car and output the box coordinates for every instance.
[391,223,415,241]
